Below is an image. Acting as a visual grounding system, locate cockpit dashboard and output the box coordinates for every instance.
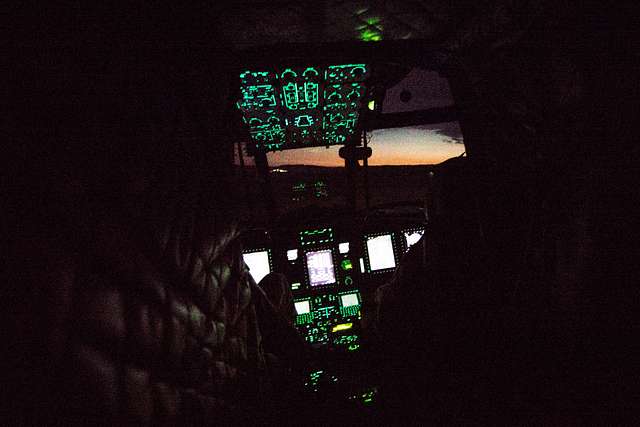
[241,205,426,351]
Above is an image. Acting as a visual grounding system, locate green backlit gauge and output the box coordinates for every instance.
[303,67,320,78]
[325,64,369,83]
[237,64,370,153]
[294,115,314,127]
[280,68,298,80]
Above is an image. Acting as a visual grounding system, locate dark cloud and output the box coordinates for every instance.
[416,122,464,143]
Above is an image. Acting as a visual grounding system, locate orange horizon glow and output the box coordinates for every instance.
[237,124,466,167]
[265,150,461,167]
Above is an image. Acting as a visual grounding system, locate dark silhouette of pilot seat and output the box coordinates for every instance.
[374,157,531,425]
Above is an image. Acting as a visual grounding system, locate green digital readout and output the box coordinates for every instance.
[237,64,370,152]
[299,228,334,246]
[349,387,378,404]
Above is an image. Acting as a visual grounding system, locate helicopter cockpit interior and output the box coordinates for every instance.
[232,56,461,412]
[7,2,638,425]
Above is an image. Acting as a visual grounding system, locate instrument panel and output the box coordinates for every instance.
[237,64,371,152]
[241,217,425,351]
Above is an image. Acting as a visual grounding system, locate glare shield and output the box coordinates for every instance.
[294,300,311,314]
[287,249,298,261]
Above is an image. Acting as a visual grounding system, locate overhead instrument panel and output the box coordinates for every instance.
[237,64,370,152]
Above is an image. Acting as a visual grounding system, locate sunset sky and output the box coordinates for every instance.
[237,68,465,167]
[265,123,465,166]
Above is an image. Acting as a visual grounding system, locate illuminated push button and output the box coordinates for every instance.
[294,300,311,314]
[341,259,353,271]
[338,242,349,254]
[287,249,298,261]
[332,322,353,332]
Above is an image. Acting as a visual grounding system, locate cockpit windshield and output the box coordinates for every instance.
[234,64,465,218]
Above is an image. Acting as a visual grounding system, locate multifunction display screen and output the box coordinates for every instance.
[306,249,337,286]
[294,300,311,315]
[340,293,359,307]
[403,229,424,251]
[242,250,270,283]
[366,234,396,271]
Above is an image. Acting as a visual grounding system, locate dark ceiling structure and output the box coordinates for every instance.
[218,0,457,48]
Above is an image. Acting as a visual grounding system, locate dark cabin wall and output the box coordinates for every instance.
[6,4,273,425]
[442,1,639,416]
